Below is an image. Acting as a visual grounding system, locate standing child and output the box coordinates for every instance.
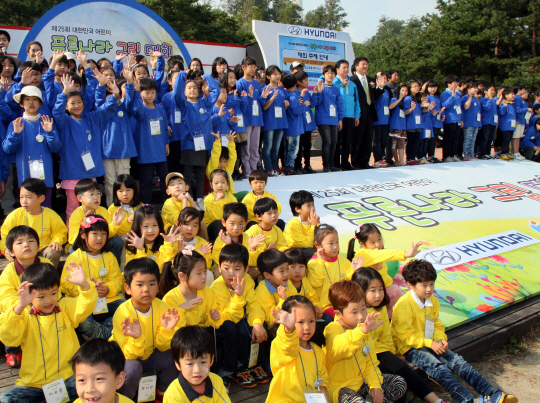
[441,75,463,163]
[204,169,238,241]
[284,190,319,258]
[70,339,134,403]
[0,179,66,268]
[242,170,283,229]
[0,262,97,403]
[461,82,481,161]
[266,296,330,403]
[294,71,317,174]
[282,74,306,175]
[392,260,518,403]
[210,85,239,149]
[404,80,424,165]
[163,326,231,402]
[162,69,184,174]
[498,89,517,160]
[480,85,499,159]
[111,258,180,401]
[108,174,141,237]
[62,214,125,339]
[388,85,408,166]
[418,92,436,163]
[373,73,391,167]
[513,84,532,160]
[346,223,423,317]
[352,268,449,403]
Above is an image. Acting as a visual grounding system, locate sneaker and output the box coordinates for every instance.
[277,167,286,175]
[323,167,331,172]
[232,369,257,388]
[375,160,390,167]
[195,198,205,211]
[419,158,431,164]
[222,375,233,394]
[502,153,515,161]
[481,155,491,160]
[331,166,341,172]
[463,156,475,161]
[300,167,309,174]
[267,170,276,177]
[250,365,271,384]
[407,160,420,166]
[443,157,454,163]
[515,153,526,160]
[452,155,462,162]
[429,157,442,163]
[286,169,296,175]
[304,165,316,174]
[6,352,21,368]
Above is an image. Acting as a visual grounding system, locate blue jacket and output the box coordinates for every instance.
[521,125,540,148]
[161,92,184,142]
[294,89,317,132]
[460,95,482,128]
[235,78,264,127]
[224,92,248,134]
[53,92,117,180]
[389,98,407,131]
[3,119,61,187]
[404,96,423,130]
[284,90,304,137]
[480,98,498,126]
[260,86,288,131]
[497,103,517,132]
[421,111,433,139]
[96,84,138,159]
[440,89,462,123]
[211,105,238,137]
[374,89,390,126]
[427,95,443,129]
[311,85,344,126]
[333,76,360,119]
[514,94,529,125]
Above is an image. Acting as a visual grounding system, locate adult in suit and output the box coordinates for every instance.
[350,57,385,169]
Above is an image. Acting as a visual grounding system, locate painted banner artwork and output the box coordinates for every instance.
[236,160,540,328]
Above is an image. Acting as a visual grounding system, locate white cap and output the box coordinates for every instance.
[13,86,43,103]
[64,52,77,61]
[291,61,304,69]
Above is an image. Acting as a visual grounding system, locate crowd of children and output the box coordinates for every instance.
[0,37,523,403]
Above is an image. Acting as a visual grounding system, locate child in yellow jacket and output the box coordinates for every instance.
[0,179,67,268]
[352,267,448,403]
[107,174,142,236]
[325,280,407,403]
[242,170,285,230]
[346,223,423,317]
[284,190,320,258]
[163,325,231,403]
[391,260,517,403]
[0,261,97,402]
[245,197,288,256]
[212,243,270,389]
[61,214,125,339]
[110,258,179,401]
[203,168,238,241]
[206,131,237,193]
[176,207,213,274]
[266,296,330,403]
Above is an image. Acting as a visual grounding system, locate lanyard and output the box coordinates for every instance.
[132,301,155,372]
[298,343,319,389]
[196,386,228,402]
[25,208,44,249]
[35,312,60,381]
[258,224,278,247]
[323,258,341,284]
[85,253,106,281]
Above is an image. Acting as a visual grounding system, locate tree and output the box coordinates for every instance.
[0,0,63,27]
[304,0,349,31]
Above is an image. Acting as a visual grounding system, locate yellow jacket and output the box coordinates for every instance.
[110,298,175,360]
[307,256,351,311]
[350,249,406,288]
[68,206,118,245]
[125,241,178,273]
[391,291,447,355]
[163,286,242,329]
[267,326,329,403]
[242,190,282,223]
[0,207,67,252]
[211,233,260,267]
[0,257,52,312]
[74,394,134,403]
[211,273,264,326]
[324,320,383,402]
[203,192,238,225]
[245,224,288,252]
[284,216,315,249]
[61,249,124,303]
[184,236,213,269]
[163,372,231,403]
[206,137,237,193]
[162,198,192,231]
[291,277,322,309]
[367,306,396,354]
[255,279,297,327]
[107,204,141,235]
[0,283,97,388]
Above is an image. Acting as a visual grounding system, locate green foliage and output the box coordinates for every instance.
[507,335,527,355]
[0,0,63,27]
[304,0,349,31]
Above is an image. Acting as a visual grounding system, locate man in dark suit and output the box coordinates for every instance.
[350,57,385,169]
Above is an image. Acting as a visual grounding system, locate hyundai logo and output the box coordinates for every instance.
[422,250,461,265]
[288,26,302,35]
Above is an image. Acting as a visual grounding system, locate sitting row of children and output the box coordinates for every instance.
[0,241,518,403]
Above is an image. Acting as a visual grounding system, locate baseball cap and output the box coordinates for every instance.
[291,61,304,69]
[13,86,43,103]
[64,52,77,61]
[165,172,185,186]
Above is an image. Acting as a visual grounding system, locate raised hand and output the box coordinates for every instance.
[178,297,204,311]
[218,230,232,245]
[20,68,33,86]
[13,117,24,134]
[126,230,145,250]
[230,276,245,296]
[34,51,44,65]
[308,209,319,226]
[241,90,247,96]
[113,206,125,226]
[39,115,54,132]
[151,51,162,58]
[61,74,75,94]
[95,70,108,87]
[351,255,364,272]
[107,80,120,97]
[410,101,417,111]
[64,261,90,290]
[228,108,235,116]
[277,285,288,301]
[405,240,424,258]
[209,309,221,321]
[272,307,296,333]
[160,308,179,330]
[161,225,181,244]
[316,247,326,260]
[361,311,383,333]
[115,52,127,61]
[316,80,324,94]
[198,242,212,255]
[261,86,272,98]
[301,88,307,97]
[127,53,137,69]
[122,317,142,338]
[248,234,265,251]
[16,281,36,309]
[214,192,225,202]
[218,104,227,117]
[226,131,237,142]
[123,66,133,84]
[76,49,88,66]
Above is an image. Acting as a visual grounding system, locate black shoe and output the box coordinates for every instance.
[323,167,331,172]
[232,369,257,388]
[360,165,373,169]
[294,168,303,175]
[222,375,233,393]
[342,164,359,171]
[331,166,342,172]
[250,365,271,384]
[304,166,316,174]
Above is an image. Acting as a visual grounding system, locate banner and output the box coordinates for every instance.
[237,161,540,328]
[17,0,191,63]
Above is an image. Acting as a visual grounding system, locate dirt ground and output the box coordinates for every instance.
[410,323,540,402]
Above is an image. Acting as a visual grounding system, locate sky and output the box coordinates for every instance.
[301,0,439,43]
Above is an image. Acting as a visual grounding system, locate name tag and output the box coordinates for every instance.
[237,113,244,127]
[304,392,328,403]
[399,109,405,118]
[221,136,229,147]
[174,110,181,123]
[306,111,312,124]
[455,105,462,114]
[425,317,435,340]
[415,115,421,125]
[137,374,157,402]
[384,106,389,115]
[425,129,431,138]
[150,120,161,135]
[477,113,481,122]
[93,297,109,314]
[275,106,283,118]
[437,112,441,121]
[252,100,259,116]
[29,159,45,180]
[81,150,95,171]
[248,341,259,368]
[511,119,516,128]
[494,115,498,124]
[329,105,336,117]
[525,111,532,123]
[194,135,206,151]
[43,378,70,403]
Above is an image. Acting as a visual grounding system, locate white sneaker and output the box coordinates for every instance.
[452,156,462,162]
[443,157,454,163]
[195,198,205,211]
[515,153,525,160]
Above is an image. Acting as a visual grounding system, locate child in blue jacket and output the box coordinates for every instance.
[418,92,435,163]
[294,71,317,174]
[282,74,305,175]
[497,89,517,160]
[211,84,239,140]
[479,85,499,159]
[161,69,185,175]
[389,85,408,166]
[460,83,482,160]
[373,73,390,167]
[403,80,424,164]
[520,120,540,161]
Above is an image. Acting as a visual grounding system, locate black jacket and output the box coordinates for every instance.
[350,73,384,122]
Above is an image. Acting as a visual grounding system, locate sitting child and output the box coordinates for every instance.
[392,260,517,403]
[111,258,179,401]
[203,168,238,241]
[284,190,319,258]
[245,198,288,259]
[520,119,540,161]
[163,325,231,402]
[176,207,213,277]
[325,280,407,403]
[70,338,134,403]
[0,178,67,268]
[61,214,125,339]
[206,130,239,195]
[242,170,284,230]
[107,174,141,237]
[0,262,97,403]
[266,295,329,402]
